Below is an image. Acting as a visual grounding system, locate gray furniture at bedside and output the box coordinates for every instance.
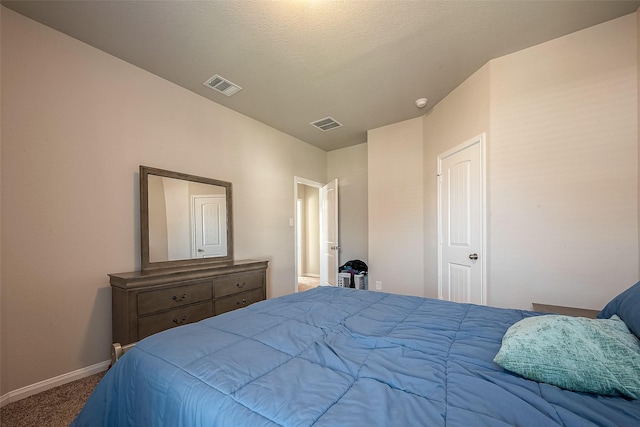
[110,259,268,346]
[531,303,599,319]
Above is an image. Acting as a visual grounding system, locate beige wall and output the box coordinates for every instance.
[305,187,320,276]
[368,118,424,296]
[489,13,638,309]
[0,8,326,395]
[422,64,491,298]
[297,183,320,277]
[377,12,639,309]
[296,184,308,275]
[638,6,640,277]
[327,143,368,266]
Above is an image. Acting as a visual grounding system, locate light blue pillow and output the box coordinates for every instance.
[494,314,640,399]
[598,281,640,338]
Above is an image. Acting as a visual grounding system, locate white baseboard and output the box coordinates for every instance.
[0,359,110,408]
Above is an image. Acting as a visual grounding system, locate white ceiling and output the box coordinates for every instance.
[3,0,639,152]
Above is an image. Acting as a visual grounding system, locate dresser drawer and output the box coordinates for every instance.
[137,281,212,315]
[138,301,213,340]
[215,288,264,315]
[215,272,264,298]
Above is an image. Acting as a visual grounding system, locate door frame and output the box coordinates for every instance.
[437,133,487,304]
[294,176,324,293]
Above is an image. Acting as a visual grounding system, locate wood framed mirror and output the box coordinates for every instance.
[140,166,233,271]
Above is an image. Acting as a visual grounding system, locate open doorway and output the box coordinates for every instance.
[295,179,321,292]
[294,177,340,293]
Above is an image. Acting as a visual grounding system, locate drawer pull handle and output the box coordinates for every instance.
[172,293,187,302]
[237,298,247,306]
[236,282,246,289]
[173,315,187,325]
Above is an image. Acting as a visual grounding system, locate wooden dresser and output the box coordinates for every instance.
[531,303,599,319]
[110,259,268,345]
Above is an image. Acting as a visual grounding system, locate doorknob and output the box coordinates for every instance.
[469,253,478,260]
[197,249,204,252]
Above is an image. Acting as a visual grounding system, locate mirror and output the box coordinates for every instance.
[140,166,233,271]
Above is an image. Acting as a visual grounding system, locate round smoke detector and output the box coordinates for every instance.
[415,98,428,108]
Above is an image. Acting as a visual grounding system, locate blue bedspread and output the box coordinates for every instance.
[73,287,640,426]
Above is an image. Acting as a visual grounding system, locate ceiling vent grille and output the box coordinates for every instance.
[310,117,343,131]
[203,75,242,96]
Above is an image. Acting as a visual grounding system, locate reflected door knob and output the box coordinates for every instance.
[469,253,478,260]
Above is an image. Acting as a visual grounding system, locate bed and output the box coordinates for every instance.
[72,285,640,426]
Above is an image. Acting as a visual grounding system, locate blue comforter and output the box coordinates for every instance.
[73,287,640,426]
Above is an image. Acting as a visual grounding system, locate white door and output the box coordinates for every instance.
[192,195,227,258]
[438,134,485,304]
[320,179,339,287]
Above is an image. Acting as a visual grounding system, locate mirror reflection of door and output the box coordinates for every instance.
[192,195,227,258]
[147,172,229,264]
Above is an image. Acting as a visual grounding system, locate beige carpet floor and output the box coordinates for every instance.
[298,276,320,292]
[0,371,105,427]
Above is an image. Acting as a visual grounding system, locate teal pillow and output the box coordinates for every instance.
[494,315,640,399]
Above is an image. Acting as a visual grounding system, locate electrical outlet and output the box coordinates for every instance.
[375,281,382,291]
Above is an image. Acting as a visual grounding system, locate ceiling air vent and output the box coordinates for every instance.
[310,117,343,131]
[203,74,242,96]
